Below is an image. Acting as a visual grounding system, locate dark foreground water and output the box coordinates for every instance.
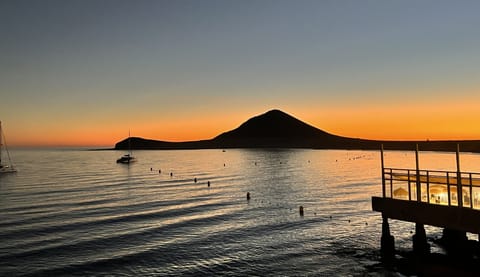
[2,149,479,276]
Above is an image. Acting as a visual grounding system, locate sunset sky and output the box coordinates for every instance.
[2,0,480,147]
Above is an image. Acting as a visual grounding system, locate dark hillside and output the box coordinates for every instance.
[114,109,480,152]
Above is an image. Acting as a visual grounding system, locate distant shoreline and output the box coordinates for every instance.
[109,143,480,153]
[113,110,480,153]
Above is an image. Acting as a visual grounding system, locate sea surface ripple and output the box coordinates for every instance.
[2,148,472,276]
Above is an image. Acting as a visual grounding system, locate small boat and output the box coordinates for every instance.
[117,131,136,164]
[116,153,136,164]
[0,121,17,174]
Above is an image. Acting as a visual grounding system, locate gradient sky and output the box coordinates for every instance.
[2,0,480,147]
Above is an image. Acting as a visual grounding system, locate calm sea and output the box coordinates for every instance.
[2,148,480,276]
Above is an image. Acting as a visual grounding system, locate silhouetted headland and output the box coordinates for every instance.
[114,109,480,152]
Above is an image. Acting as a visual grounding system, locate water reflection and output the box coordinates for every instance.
[2,148,480,276]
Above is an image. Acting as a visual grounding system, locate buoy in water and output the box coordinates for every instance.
[246,192,250,200]
[299,206,304,216]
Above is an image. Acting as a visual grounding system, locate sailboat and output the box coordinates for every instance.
[116,131,136,164]
[0,121,17,174]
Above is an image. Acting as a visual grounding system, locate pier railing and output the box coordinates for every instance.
[382,167,480,209]
[374,145,480,262]
[380,144,480,210]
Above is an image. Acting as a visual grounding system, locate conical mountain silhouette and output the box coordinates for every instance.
[214,109,331,139]
[114,109,480,152]
[212,109,350,148]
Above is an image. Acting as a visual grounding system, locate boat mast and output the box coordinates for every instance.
[128,129,132,156]
[0,121,15,168]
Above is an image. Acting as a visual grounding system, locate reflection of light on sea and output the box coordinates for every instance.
[3,148,480,276]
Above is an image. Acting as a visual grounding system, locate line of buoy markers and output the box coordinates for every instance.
[147,167,369,221]
[150,166,307,217]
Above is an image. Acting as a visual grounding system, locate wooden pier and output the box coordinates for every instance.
[372,144,480,261]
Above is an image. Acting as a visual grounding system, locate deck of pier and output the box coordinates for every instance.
[372,197,480,234]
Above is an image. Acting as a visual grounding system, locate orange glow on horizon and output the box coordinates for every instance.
[7,111,250,147]
[6,98,480,147]
[306,98,480,141]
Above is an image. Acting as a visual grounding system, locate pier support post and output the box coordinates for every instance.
[412,223,430,257]
[441,228,469,258]
[380,216,395,263]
